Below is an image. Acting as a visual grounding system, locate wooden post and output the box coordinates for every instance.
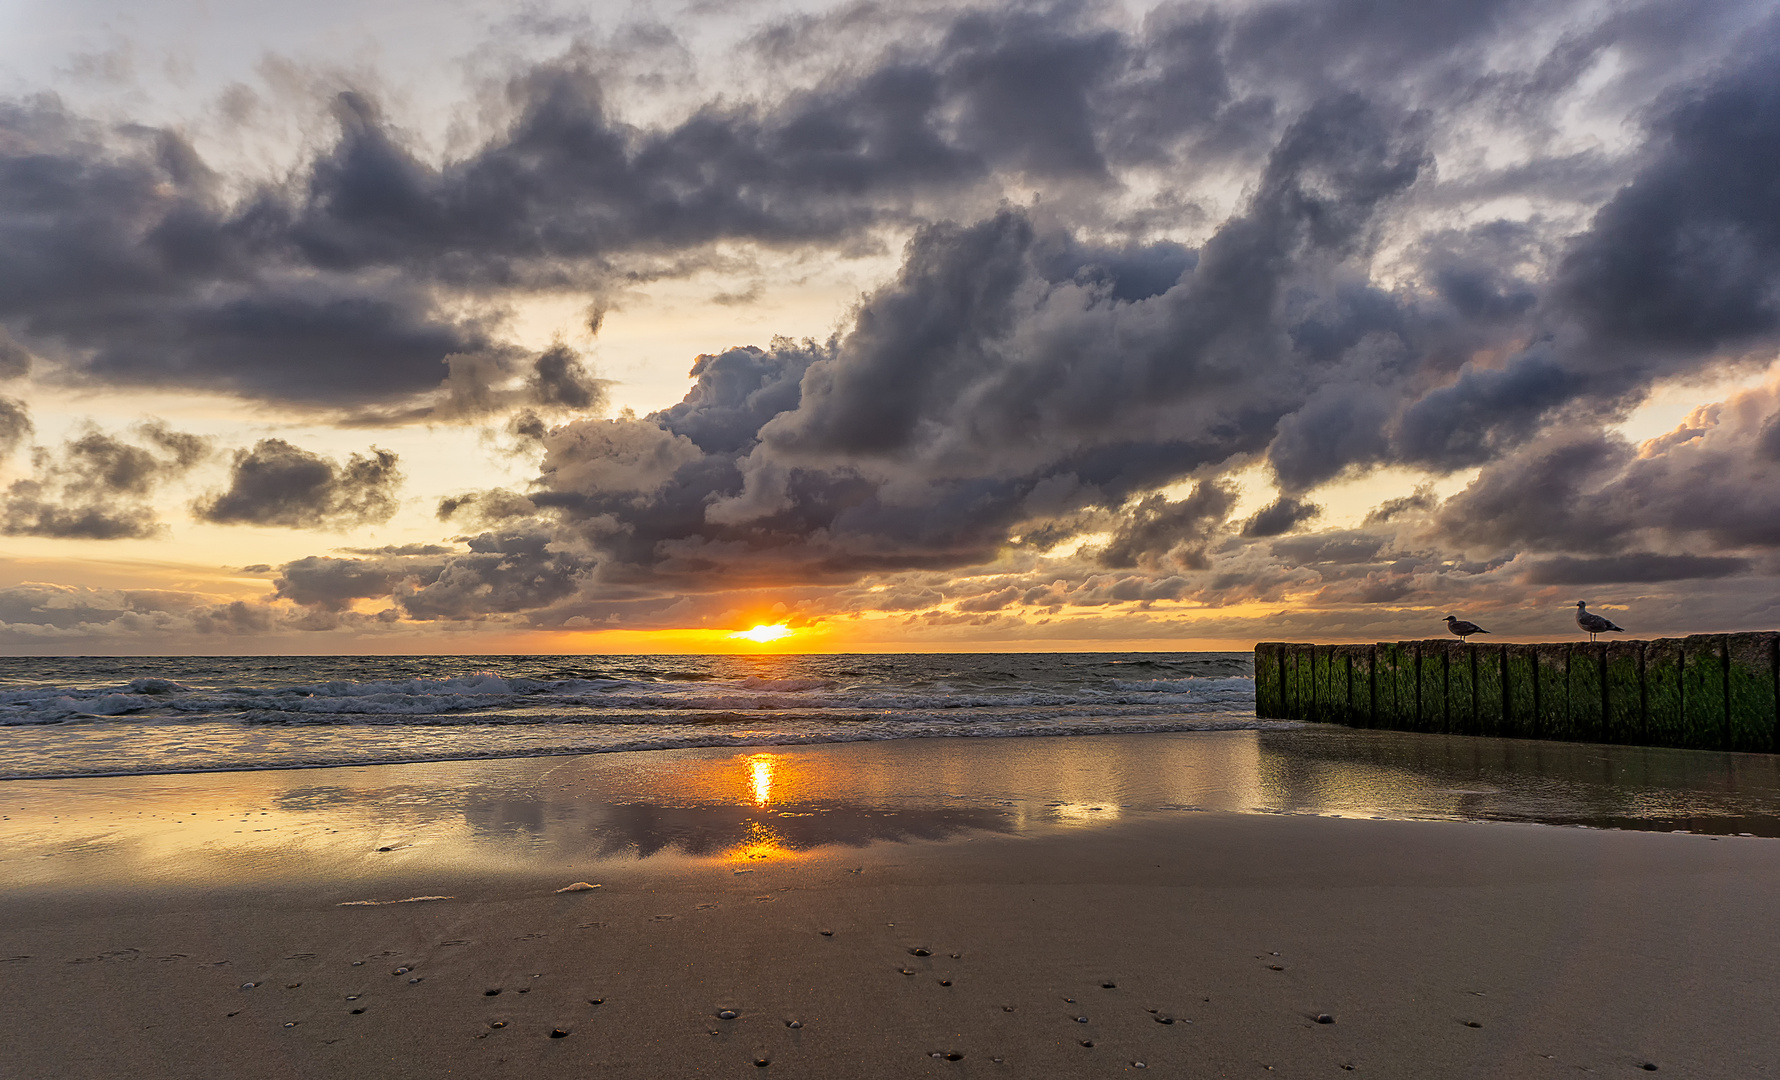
[1726,632,1778,753]
[1344,644,1375,727]
[1504,644,1539,739]
[1446,640,1477,736]
[1377,642,1417,730]
[1604,640,1643,745]
[1254,643,1284,719]
[1567,642,1606,744]
[1474,644,1505,737]
[1324,646,1351,725]
[1645,639,1685,747]
[1290,644,1319,720]
[1682,635,1728,750]
[1536,644,1570,741]
[1312,645,1334,722]
[1417,640,1447,734]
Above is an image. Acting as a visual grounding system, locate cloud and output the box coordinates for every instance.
[0,0,1676,419]
[274,553,443,611]
[1519,553,1751,584]
[8,0,1780,643]
[1098,483,1239,570]
[2,421,208,539]
[1438,377,1780,557]
[195,439,403,529]
[1240,495,1321,538]
[0,397,29,458]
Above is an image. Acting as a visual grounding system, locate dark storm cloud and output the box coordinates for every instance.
[529,345,607,411]
[1362,484,1438,525]
[1552,25,1780,357]
[266,11,1780,623]
[1520,553,1750,585]
[4,0,1711,415]
[1239,495,1322,538]
[10,0,1776,636]
[195,439,402,529]
[395,529,595,621]
[1270,531,1388,565]
[1438,382,1780,558]
[1098,482,1238,570]
[1,421,208,539]
[274,553,444,611]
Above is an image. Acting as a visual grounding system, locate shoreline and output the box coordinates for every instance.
[6,733,1780,1077]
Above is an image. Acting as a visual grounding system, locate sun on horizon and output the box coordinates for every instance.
[730,624,795,645]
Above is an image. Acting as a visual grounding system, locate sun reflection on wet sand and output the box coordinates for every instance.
[728,820,794,864]
[749,753,775,807]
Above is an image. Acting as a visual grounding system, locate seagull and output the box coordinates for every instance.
[1575,600,1625,641]
[1443,615,1489,641]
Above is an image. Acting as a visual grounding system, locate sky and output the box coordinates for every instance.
[0,0,1778,654]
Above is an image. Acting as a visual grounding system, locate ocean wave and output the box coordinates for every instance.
[0,674,1254,724]
[0,651,1261,777]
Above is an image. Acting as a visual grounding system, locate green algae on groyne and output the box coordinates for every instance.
[1255,634,1780,752]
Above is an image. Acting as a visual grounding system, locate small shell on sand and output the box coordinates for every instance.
[556,882,601,893]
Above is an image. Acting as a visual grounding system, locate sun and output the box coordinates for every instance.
[730,624,794,644]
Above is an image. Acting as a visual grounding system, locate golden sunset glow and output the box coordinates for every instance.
[749,753,776,806]
[729,821,793,863]
[731,624,795,644]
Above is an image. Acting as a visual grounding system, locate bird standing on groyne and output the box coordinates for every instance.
[1575,601,1625,641]
[1443,615,1489,641]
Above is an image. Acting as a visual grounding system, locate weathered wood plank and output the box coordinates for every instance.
[1377,642,1417,730]
[1682,635,1728,750]
[1325,646,1351,725]
[1604,640,1643,745]
[1537,644,1570,741]
[1446,641,1476,736]
[1254,643,1284,718]
[1567,643,1606,744]
[1293,643,1319,721]
[1504,644,1538,739]
[1344,644,1375,728]
[1474,644,1505,737]
[1644,639,1685,747]
[1726,632,1778,753]
[1416,640,1447,733]
[1312,645,1334,722]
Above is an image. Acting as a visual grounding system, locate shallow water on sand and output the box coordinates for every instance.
[4,729,1778,892]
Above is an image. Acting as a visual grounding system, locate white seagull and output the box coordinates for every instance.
[1443,615,1489,641]
[1574,601,1625,641]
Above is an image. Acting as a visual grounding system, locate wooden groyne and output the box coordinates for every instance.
[1254,634,1780,753]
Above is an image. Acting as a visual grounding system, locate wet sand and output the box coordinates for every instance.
[4,731,1779,1078]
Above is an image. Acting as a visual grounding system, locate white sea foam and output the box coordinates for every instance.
[0,652,1264,778]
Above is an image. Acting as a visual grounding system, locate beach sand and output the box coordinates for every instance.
[3,732,1778,1078]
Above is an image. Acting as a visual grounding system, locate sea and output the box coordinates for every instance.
[0,652,1267,780]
